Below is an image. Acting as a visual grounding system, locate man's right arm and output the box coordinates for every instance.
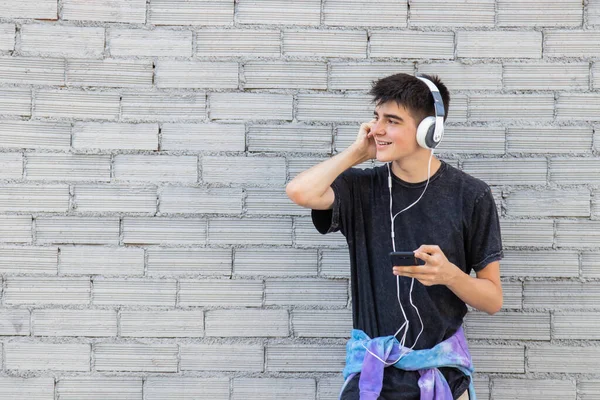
[286,121,376,210]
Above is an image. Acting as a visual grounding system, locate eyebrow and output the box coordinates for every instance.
[374,111,404,122]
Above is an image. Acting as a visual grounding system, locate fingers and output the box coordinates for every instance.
[413,251,432,264]
[414,244,441,255]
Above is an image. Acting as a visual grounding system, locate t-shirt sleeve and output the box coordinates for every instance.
[311,168,358,236]
[466,186,504,272]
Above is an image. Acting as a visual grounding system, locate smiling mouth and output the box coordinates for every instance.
[376,140,392,146]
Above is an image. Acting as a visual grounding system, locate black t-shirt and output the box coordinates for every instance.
[312,161,503,400]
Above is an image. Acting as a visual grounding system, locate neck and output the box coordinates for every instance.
[391,151,441,183]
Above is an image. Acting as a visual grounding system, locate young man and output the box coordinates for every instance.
[286,73,503,400]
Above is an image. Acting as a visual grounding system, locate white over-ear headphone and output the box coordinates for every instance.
[415,75,446,150]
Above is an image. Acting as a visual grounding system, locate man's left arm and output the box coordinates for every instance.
[393,244,502,315]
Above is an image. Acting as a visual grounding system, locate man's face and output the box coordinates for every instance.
[371,101,420,162]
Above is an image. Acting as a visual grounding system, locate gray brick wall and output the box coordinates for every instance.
[0,1,598,398]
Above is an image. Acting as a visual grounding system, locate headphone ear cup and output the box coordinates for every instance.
[416,116,436,149]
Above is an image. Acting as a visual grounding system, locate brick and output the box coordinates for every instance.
[114,155,197,182]
[181,344,264,371]
[505,189,590,217]
[0,309,31,335]
[288,157,330,180]
[145,378,229,400]
[498,0,582,26]
[74,185,157,213]
[238,0,320,25]
[246,188,310,216]
[0,246,57,274]
[524,282,600,309]
[162,123,245,151]
[35,90,120,120]
[93,279,176,306]
[555,312,600,340]
[197,30,280,57]
[593,62,600,89]
[265,279,347,306]
[0,184,69,212]
[32,309,117,337]
[267,345,345,372]
[5,277,90,305]
[205,309,289,337]
[0,152,23,179]
[95,344,178,372]
[465,312,550,340]
[0,57,64,85]
[179,279,263,307]
[462,158,547,185]
[203,156,286,185]
[63,0,146,23]
[122,92,206,122]
[247,124,331,153]
[59,246,144,276]
[319,377,344,400]
[67,59,152,88]
[502,281,523,309]
[0,378,54,400]
[20,25,104,58]
[0,88,31,116]
[504,62,589,90]
[324,0,406,27]
[501,250,579,278]
[0,121,70,149]
[108,29,192,57]
[469,94,554,121]
[0,215,32,243]
[370,31,454,59]
[156,60,237,89]
[557,220,600,248]
[234,248,317,276]
[330,63,413,91]
[72,122,157,151]
[545,31,600,57]
[550,158,600,184]
[26,153,110,182]
[583,252,600,278]
[500,220,554,247]
[210,93,292,120]
[147,248,232,276]
[149,0,233,25]
[5,343,90,371]
[209,217,291,245]
[159,186,242,214]
[558,94,600,121]
[418,63,502,90]
[469,345,524,373]
[529,346,600,373]
[292,309,352,337]
[457,31,542,58]
[412,0,494,26]
[492,379,576,400]
[447,94,468,123]
[0,24,15,51]
[295,218,347,247]
[57,378,142,400]
[36,217,119,245]
[123,217,206,245]
[244,61,327,90]
[1,0,57,18]
[507,127,593,154]
[297,94,372,122]
[233,378,316,400]
[120,310,204,337]
[436,127,505,155]
[580,381,600,400]
[284,30,367,58]
[321,249,351,277]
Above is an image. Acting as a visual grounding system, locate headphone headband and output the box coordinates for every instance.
[415,74,445,148]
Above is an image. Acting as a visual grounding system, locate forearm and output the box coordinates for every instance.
[446,265,503,315]
[286,145,368,206]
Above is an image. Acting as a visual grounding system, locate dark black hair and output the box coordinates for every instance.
[369,73,450,124]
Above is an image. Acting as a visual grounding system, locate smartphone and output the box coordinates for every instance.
[389,251,425,267]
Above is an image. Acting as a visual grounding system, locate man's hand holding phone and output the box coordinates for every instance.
[391,245,461,287]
